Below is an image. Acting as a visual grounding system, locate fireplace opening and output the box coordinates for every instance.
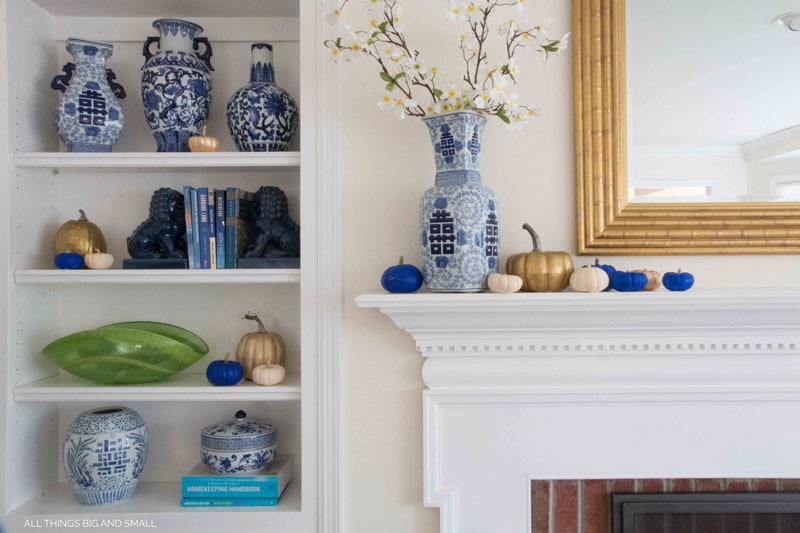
[611,493,800,533]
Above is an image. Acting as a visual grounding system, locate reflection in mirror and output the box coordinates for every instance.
[627,0,800,203]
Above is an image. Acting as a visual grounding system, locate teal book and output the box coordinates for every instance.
[181,454,293,500]
[182,186,195,269]
[215,189,226,269]
[223,188,254,268]
[180,498,278,507]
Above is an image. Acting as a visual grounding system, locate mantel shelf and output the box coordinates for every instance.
[356,288,800,398]
[13,152,301,172]
[14,269,301,285]
[13,373,301,402]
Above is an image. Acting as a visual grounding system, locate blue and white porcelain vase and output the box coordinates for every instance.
[62,406,149,505]
[50,39,126,152]
[226,43,298,152]
[141,19,213,152]
[420,111,499,291]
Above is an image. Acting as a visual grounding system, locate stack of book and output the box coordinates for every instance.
[180,454,293,507]
[183,186,254,270]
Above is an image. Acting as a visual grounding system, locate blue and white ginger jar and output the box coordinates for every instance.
[62,406,149,505]
[201,410,277,475]
[51,39,126,152]
[226,43,298,152]
[420,111,499,291]
[141,19,213,152]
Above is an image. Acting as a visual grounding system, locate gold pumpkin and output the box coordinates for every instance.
[506,224,574,292]
[54,209,107,256]
[235,312,286,380]
[633,269,662,291]
[188,125,221,152]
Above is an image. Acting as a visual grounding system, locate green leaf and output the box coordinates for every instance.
[378,21,388,33]
[496,108,510,124]
[380,71,394,83]
[433,88,444,98]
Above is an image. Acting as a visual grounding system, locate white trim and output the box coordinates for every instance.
[14,151,300,171]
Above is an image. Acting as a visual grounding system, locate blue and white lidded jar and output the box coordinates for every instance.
[201,410,277,475]
[51,39,126,152]
[62,406,149,505]
[420,110,499,291]
[226,43,299,152]
[141,18,213,152]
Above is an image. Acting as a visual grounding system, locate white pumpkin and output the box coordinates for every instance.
[487,273,523,293]
[569,265,609,293]
[84,249,114,270]
[252,364,286,386]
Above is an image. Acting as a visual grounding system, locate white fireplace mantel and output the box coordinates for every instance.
[356,289,800,533]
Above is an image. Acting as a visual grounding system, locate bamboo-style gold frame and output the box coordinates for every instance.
[573,0,800,255]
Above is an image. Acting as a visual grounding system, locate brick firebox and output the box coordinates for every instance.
[531,479,800,532]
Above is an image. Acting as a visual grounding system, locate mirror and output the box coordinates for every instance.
[573,0,800,254]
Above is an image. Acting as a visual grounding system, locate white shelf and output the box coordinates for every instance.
[13,152,301,172]
[6,479,301,523]
[13,373,301,403]
[14,269,301,285]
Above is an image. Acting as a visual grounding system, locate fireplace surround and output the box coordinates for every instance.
[356,289,800,533]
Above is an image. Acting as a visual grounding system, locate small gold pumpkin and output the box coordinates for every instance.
[633,269,662,291]
[235,312,286,380]
[188,125,221,152]
[506,224,574,292]
[54,209,107,257]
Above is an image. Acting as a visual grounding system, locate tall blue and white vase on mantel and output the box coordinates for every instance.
[420,110,499,292]
[51,38,126,152]
[62,406,149,505]
[226,42,298,152]
[141,18,213,152]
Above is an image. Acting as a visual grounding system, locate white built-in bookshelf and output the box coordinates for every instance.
[0,1,340,532]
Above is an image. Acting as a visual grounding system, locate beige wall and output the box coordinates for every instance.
[340,2,800,532]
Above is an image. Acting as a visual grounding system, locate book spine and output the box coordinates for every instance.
[215,189,226,269]
[180,498,278,507]
[208,190,216,270]
[182,480,280,499]
[183,186,195,269]
[198,187,210,269]
[190,188,201,270]
[225,187,237,269]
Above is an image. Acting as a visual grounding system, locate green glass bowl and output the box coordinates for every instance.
[42,322,209,384]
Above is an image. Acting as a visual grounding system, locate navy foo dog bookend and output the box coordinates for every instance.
[237,185,300,269]
[123,188,188,269]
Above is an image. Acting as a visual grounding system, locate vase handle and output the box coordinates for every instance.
[105,69,126,99]
[50,62,75,93]
[193,37,214,71]
[142,36,160,63]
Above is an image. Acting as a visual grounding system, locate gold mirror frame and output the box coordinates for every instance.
[573,0,800,255]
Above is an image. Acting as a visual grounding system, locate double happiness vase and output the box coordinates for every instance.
[141,19,213,152]
[420,111,499,291]
[62,406,149,505]
[226,43,298,152]
[51,39,126,152]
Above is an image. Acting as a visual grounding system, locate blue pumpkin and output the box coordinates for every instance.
[610,271,648,292]
[662,269,695,292]
[381,257,423,293]
[54,252,83,269]
[592,258,616,291]
[206,354,244,386]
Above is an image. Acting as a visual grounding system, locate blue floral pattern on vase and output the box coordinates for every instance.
[62,407,149,505]
[51,39,125,152]
[226,43,298,152]
[141,19,213,152]
[420,111,499,291]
